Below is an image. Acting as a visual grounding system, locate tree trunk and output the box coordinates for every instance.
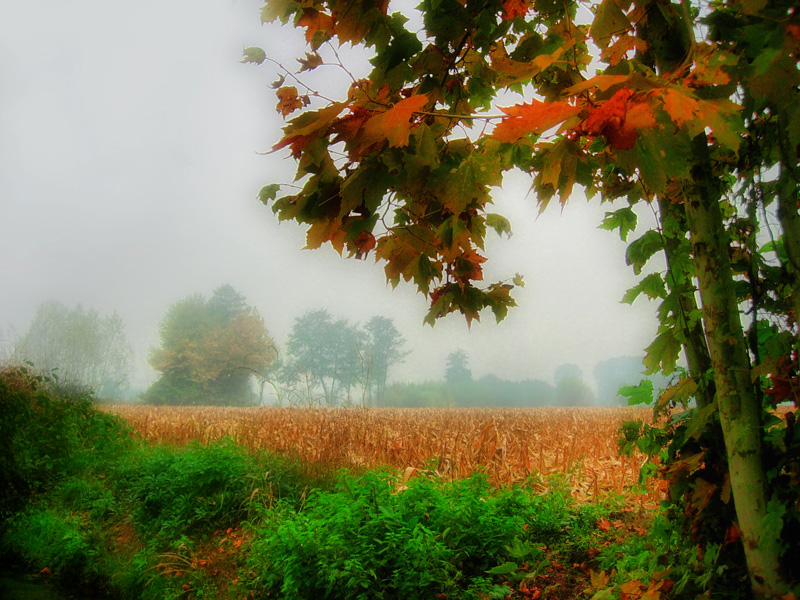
[658,197,715,408]
[683,135,786,598]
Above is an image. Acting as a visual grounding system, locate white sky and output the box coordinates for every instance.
[0,0,661,391]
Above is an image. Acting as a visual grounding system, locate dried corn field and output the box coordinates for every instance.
[104,405,663,501]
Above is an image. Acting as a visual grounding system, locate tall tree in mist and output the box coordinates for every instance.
[145,286,277,405]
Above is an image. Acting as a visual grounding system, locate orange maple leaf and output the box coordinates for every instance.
[601,35,648,67]
[276,86,304,117]
[330,106,370,145]
[582,88,633,136]
[359,94,429,149]
[493,99,580,143]
[578,88,656,150]
[297,9,334,44]
[660,88,699,127]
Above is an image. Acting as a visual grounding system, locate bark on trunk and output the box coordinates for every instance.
[683,135,786,598]
[658,197,715,408]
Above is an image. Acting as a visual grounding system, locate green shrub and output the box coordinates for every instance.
[245,470,608,599]
[0,366,130,525]
[2,508,99,578]
[119,440,252,539]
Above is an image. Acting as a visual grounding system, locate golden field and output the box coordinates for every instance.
[104,405,662,502]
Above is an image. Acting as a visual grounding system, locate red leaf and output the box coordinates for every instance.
[501,0,529,21]
[597,518,611,532]
[578,88,657,150]
[492,100,580,143]
[354,231,376,259]
[582,88,633,136]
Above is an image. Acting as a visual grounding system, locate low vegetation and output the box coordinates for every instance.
[1,367,793,599]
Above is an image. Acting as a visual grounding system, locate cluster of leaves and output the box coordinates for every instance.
[144,285,278,406]
[245,468,610,599]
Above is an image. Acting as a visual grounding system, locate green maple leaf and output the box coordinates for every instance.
[599,207,637,241]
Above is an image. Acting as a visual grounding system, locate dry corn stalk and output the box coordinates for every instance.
[103,405,660,502]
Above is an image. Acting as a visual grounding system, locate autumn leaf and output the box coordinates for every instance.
[582,88,633,136]
[577,88,657,150]
[241,46,266,64]
[564,74,630,96]
[501,0,529,21]
[305,218,346,254]
[359,94,429,150]
[297,8,334,46]
[602,35,648,66]
[660,88,700,127]
[297,51,323,72]
[490,39,576,87]
[276,86,304,117]
[590,0,632,49]
[331,106,371,146]
[354,231,376,259]
[493,99,580,143]
[272,102,347,157]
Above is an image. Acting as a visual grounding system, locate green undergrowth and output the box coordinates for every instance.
[1,367,749,599]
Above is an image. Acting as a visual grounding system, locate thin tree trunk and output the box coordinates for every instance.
[683,135,785,598]
[658,197,715,408]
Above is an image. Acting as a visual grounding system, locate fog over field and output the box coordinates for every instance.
[0,0,662,392]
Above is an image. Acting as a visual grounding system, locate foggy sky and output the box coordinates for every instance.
[0,0,661,392]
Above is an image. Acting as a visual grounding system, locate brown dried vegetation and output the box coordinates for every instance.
[105,405,663,502]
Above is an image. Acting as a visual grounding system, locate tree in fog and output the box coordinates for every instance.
[17,300,133,398]
[554,363,594,407]
[445,350,471,384]
[284,310,363,405]
[283,310,407,406]
[144,285,277,405]
[361,316,408,403]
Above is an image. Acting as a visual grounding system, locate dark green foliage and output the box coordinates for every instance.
[0,366,130,526]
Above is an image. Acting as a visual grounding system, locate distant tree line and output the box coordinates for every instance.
[377,352,667,408]
[7,293,665,408]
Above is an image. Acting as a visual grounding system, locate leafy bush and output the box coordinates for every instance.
[0,365,130,525]
[118,440,252,539]
[245,470,607,599]
[2,508,100,579]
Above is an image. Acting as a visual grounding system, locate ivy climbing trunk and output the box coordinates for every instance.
[683,136,784,598]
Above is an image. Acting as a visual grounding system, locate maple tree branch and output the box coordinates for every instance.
[325,42,359,85]
[265,57,338,104]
